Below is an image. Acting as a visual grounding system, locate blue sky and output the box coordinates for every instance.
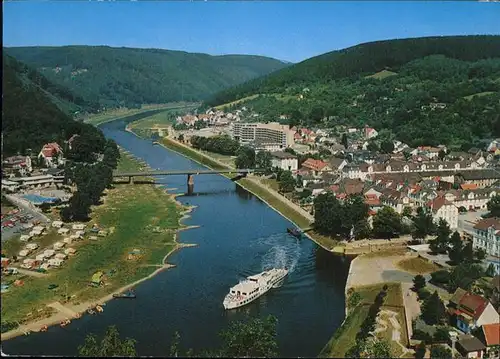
[3,1,500,63]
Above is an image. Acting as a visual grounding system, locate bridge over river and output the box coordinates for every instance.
[112,169,264,194]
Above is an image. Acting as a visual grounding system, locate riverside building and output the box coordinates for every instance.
[231,122,295,149]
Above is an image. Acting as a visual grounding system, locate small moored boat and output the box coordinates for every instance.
[287,227,302,238]
[112,290,136,299]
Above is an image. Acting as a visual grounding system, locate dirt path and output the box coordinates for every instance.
[48,301,78,318]
[15,268,49,278]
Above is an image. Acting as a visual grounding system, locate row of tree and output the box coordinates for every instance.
[190,135,240,156]
[61,137,120,222]
[78,315,279,357]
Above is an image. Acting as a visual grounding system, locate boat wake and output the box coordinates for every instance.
[259,235,301,275]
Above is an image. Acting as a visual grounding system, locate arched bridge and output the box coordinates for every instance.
[112,169,264,194]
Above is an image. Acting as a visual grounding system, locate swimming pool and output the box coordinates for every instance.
[22,194,58,204]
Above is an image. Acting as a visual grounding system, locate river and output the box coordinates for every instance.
[2,117,350,357]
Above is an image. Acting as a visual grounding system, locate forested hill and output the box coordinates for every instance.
[205,35,500,148]
[2,54,105,156]
[207,35,500,105]
[5,46,289,109]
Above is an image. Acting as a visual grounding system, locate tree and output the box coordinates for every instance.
[438,149,447,160]
[449,263,484,291]
[170,331,181,357]
[412,209,436,241]
[78,325,136,357]
[402,206,413,218]
[372,206,402,239]
[380,140,395,154]
[341,133,349,149]
[178,134,184,142]
[313,192,343,236]
[474,247,486,261]
[421,291,446,325]
[256,151,272,171]
[367,141,379,152]
[347,291,362,309]
[430,345,452,359]
[429,219,452,254]
[365,339,392,358]
[415,342,426,359]
[461,242,475,263]
[486,194,500,217]
[219,315,278,358]
[278,171,295,193]
[413,275,426,291]
[235,146,256,169]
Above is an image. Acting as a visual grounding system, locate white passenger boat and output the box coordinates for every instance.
[223,268,288,310]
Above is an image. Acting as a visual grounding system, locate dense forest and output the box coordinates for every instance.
[205,36,500,147]
[5,46,289,109]
[2,54,105,156]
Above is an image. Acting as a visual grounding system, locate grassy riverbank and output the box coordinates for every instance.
[1,152,190,334]
[320,282,407,358]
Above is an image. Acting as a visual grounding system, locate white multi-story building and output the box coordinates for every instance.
[231,122,295,149]
[473,218,500,275]
[428,196,459,229]
[270,151,298,172]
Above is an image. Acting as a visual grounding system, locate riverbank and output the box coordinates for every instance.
[1,152,196,341]
[152,135,348,254]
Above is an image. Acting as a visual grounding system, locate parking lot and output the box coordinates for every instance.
[1,207,49,242]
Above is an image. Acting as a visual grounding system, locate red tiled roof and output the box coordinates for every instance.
[461,183,478,190]
[40,142,62,158]
[458,293,489,320]
[302,158,328,171]
[482,323,500,346]
[473,217,500,231]
[428,196,453,213]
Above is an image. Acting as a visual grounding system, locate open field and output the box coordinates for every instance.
[214,94,260,110]
[365,69,398,80]
[84,103,198,126]
[129,105,198,131]
[396,256,440,275]
[1,153,186,329]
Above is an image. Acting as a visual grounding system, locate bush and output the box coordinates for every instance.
[430,270,450,284]
[433,327,450,343]
[413,329,433,343]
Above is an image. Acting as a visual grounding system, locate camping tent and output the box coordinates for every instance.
[91,271,104,286]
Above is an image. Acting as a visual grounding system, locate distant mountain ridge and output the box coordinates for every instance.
[5,46,290,109]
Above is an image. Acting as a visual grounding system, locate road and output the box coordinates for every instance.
[457,210,488,236]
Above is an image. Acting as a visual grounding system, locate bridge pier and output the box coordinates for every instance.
[187,174,194,195]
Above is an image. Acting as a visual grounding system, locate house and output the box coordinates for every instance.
[270,151,298,172]
[2,155,33,175]
[427,196,459,229]
[55,253,67,260]
[43,249,56,258]
[455,170,500,189]
[38,142,64,168]
[18,249,30,257]
[53,242,65,250]
[477,323,500,358]
[10,175,55,189]
[58,228,70,235]
[449,289,500,333]
[473,218,500,275]
[456,334,487,358]
[20,234,32,242]
[364,126,378,139]
[301,158,331,177]
[91,271,105,287]
[328,157,348,172]
[51,221,64,228]
[25,243,39,251]
[72,224,86,231]
[48,258,64,267]
[64,248,76,256]
[36,253,47,261]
